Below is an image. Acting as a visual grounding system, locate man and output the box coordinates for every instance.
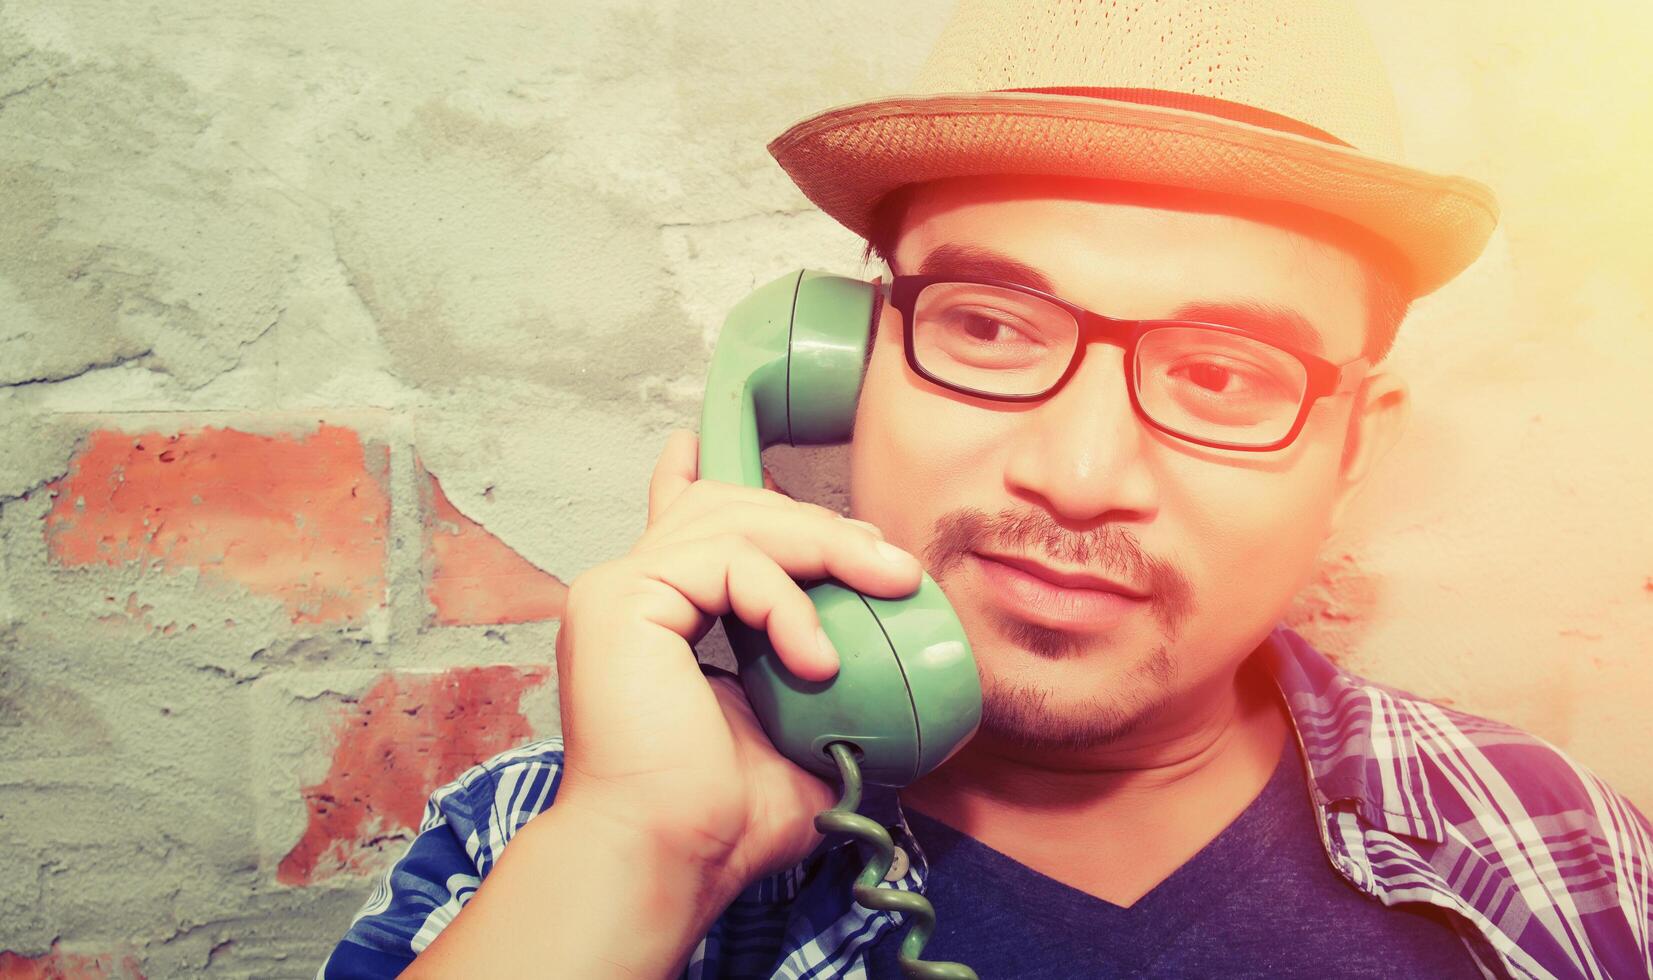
[319,1,1651,977]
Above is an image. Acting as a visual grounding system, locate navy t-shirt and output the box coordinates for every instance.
[863,742,1480,978]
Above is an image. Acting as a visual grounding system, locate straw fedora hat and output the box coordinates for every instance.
[767,0,1498,297]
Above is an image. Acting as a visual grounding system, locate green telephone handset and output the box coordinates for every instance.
[698,269,982,979]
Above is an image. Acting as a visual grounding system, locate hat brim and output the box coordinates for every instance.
[767,92,1498,297]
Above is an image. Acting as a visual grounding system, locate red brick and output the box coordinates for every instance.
[44,425,389,624]
[0,944,144,979]
[1282,550,1378,664]
[422,465,567,626]
[276,665,551,885]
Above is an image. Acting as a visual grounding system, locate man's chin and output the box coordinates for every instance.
[979,695,1145,752]
[974,643,1176,753]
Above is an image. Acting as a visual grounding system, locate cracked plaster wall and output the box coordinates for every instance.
[1,0,1649,975]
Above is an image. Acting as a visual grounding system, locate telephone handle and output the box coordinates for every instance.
[698,269,981,787]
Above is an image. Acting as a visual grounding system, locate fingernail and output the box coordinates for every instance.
[816,626,839,666]
[875,540,913,566]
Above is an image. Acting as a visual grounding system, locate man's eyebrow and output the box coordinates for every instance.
[915,243,1056,294]
[914,242,1328,356]
[1169,300,1327,356]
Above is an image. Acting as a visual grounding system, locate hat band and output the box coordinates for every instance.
[998,86,1352,148]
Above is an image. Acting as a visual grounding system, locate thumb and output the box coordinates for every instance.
[647,429,698,527]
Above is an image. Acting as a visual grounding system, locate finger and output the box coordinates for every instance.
[647,429,698,528]
[726,544,839,680]
[639,475,799,546]
[623,514,922,673]
[839,517,885,539]
[627,534,841,682]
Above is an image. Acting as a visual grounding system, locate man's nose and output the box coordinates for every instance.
[1002,345,1159,524]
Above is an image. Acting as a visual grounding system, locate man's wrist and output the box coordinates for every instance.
[519,796,748,912]
[405,801,743,978]
[539,786,757,905]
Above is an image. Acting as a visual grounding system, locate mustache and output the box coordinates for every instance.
[922,507,1195,635]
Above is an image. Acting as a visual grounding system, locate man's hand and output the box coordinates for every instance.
[552,427,922,895]
[404,428,921,978]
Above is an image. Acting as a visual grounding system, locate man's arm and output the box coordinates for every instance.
[321,429,902,975]
[401,801,736,979]
[317,738,740,980]
[322,737,737,971]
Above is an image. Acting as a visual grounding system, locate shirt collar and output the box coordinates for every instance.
[1260,626,1447,844]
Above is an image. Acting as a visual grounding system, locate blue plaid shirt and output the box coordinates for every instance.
[320,627,1652,979]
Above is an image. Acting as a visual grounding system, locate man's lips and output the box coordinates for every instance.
[972,550,1150,599]
[970,551,1151,632]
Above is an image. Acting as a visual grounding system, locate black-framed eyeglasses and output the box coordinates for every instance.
[884,275,1370,452]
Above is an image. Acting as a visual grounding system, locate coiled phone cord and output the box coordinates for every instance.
[816,742,979,980]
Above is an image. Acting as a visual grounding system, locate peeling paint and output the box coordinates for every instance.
[1281,551,1379,666]
[43,426,389,624]
[421,464,568,626]
[276,665,550,886]
[0,944,145,979]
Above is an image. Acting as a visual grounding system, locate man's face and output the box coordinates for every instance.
[849,176,1395,753]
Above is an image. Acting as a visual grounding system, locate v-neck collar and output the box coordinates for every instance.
[884,739,1297,970]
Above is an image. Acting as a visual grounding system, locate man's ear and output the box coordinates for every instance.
[1326,368,1409,536]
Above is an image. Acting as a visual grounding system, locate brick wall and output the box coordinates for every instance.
[1,418,567,975]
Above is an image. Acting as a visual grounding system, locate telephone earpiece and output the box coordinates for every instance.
[698,269,981,787]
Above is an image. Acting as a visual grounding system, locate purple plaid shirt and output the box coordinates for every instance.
[1265,628,1651,979]
[323,627,1652,979]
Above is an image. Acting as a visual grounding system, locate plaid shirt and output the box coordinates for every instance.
[320,627,1652,979]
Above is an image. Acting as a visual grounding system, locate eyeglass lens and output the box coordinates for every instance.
[910,282,1310,447]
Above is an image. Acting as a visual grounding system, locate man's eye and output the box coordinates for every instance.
[1176,362,1241,392]
[957,314,1019,343]
[1166,358,1290,399]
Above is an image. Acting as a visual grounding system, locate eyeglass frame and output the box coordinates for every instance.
[882,274,1371,452]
